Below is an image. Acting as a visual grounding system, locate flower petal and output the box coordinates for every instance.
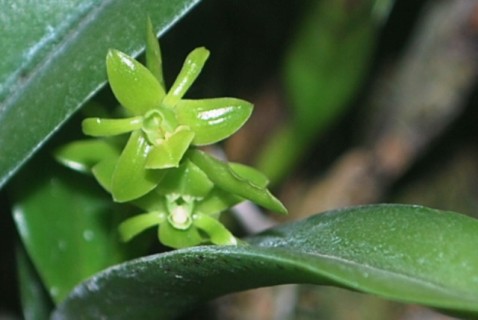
[176,98,253,145]
[82,116,143,137]
[54,139,119,173]
[145,127,195,169]
[158,222,203,249]
[119,211,166,242]
[162,47,209,108]
[111,130,164,202]
[106,49,165,115]
[158,159,213,198]
[145,17,164,87]
[193,214,237,246]
[92,157,117,193]
[188,149,287,214]
[229,162,269,188]
[195,188,242,215]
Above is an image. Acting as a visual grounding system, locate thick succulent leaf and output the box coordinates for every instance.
[0,0,201,189]
[106,50,165,115]
[189,149,287,214]
[162,48,210,108]
[82,116,143,137]
[176,98,253,145]
[111,130,164,202]
[53,205,478,319]
[10,161,134,304]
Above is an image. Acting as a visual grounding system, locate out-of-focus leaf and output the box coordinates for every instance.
[53,204,478,319]
[0,0,201,189]
[257,0,393,184]
[11,160,139,304]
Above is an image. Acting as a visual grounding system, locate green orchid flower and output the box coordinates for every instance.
[81,26,252,202]
[118,159,236,248]
[55,19,287,250]
[118,151,286,249]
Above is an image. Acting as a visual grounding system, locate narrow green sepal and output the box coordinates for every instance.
[111,130,164,202]
[145,126,195,169]
[82,117,143,137]
[229,162,269,188]
[195,189,242,216]
[54,139,119,173]
[189,149,288,214]
[92,157,117,193]
[158,160,214,198]
[159,223,203,249]
[176,98,253,145]
[162,47,210,108]
[119,211,165,242]
[106,49,165,115]
[145,17,164,87]
[193,214,237,246]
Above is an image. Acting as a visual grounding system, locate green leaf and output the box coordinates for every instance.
[111,130,164,202]
[162,47,210,108]
[53,205,478,319]
[189,149,287,214]
[106,50,165,115]
[0,0,201,189]
[10,161,135,304]
[176,98,253,145]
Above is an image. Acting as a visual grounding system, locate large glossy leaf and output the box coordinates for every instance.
[11,160,140,304]
[0,0,201,189]
[53,204,478,319]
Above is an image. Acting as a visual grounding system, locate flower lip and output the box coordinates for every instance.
[168,205,193,230]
